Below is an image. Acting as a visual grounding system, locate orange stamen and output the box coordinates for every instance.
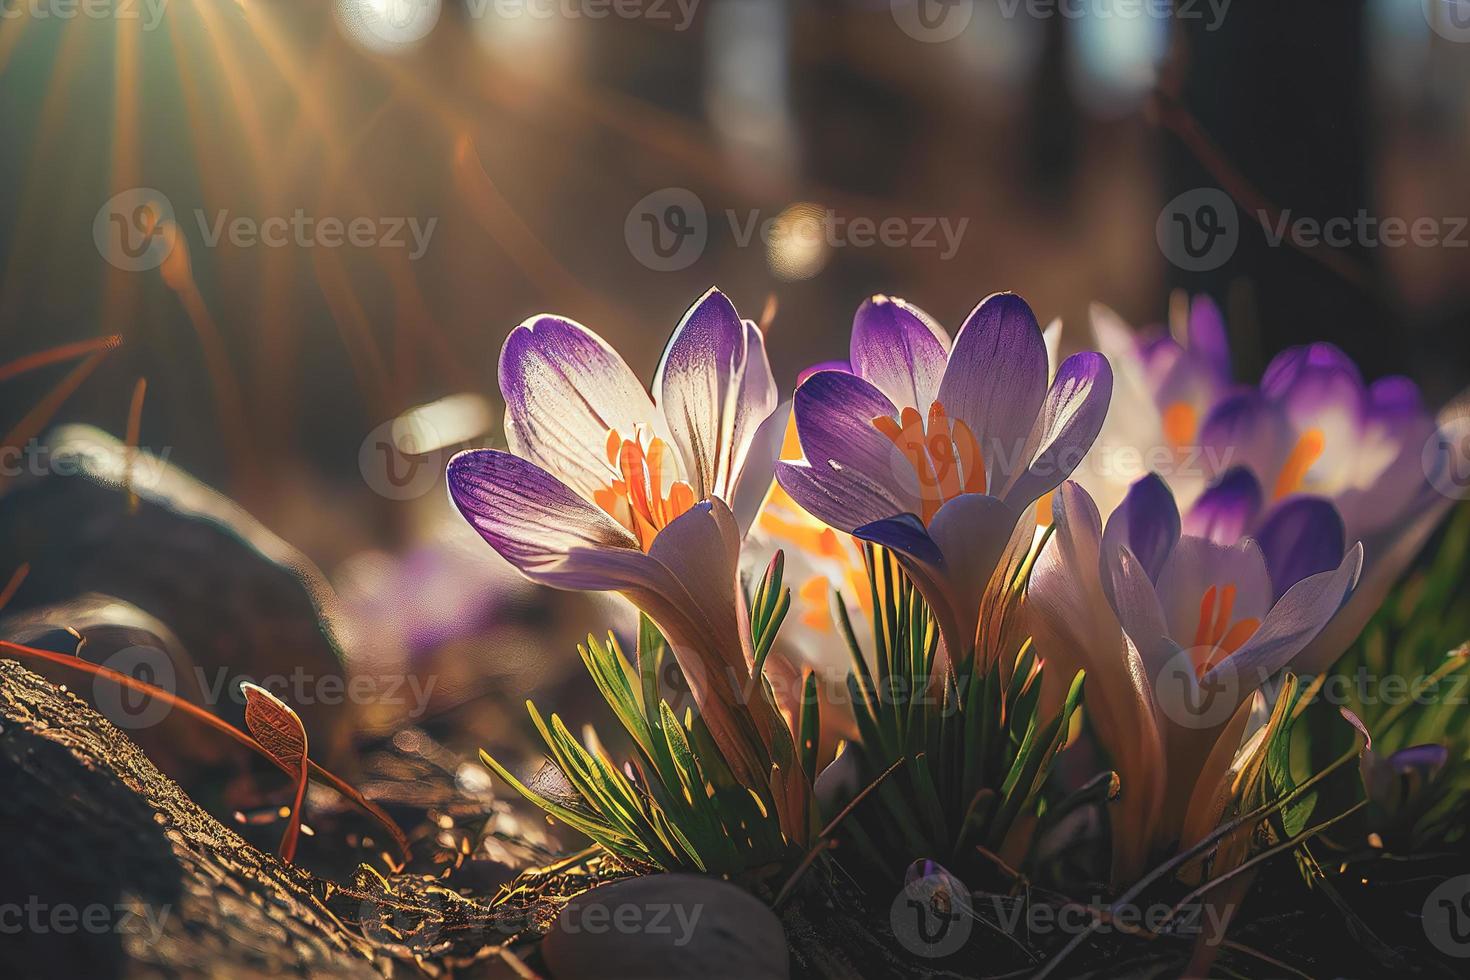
[872,399,986,524]
[599,429,696,551]
[1192,583,1261,675]
[1273,428,1325,500]
[1162,402,1198,450]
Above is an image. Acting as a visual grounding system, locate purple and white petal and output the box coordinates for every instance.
[849,295,950,411]
[1101,474,1181,588]
[729,400,790,538]
[1254,497,1346,600]
[937,293,1048,489]
[1209,543,1362,687]
[1199,391,1293,489]
[500,315,661,499]
[447,449,639,590]
[1183,467,1263,546]
[780,369,919,529]
[655,288,750,500]
[1001,351,1113,507]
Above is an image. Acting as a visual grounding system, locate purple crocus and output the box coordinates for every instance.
[1028,474,1362,883]
[775,292,1113,665]
[1082,297,1459,676]
[446,289,807,835]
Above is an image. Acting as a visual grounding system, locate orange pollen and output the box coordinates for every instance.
[1191,584,1260,675]
[592,429,695,551]
[1273,428,1325,500]
[872,400,985,524]
[1162,402,1198,450]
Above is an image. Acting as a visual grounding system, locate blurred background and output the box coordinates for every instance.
[1,0,1469,861]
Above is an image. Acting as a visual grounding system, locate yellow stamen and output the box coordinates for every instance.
[1273,428,1325,500]
[872,399,985,524]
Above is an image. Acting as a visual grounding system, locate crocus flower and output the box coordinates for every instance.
[1080,297,1459,676]
[1028,475,1362,883]
[775,292,1113,667]
[446,288,808,838]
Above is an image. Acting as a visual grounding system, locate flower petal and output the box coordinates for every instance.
[1101,474,1181,589]
[1153,535,1274,646]
[849,294,950,411]
[1199,391,1292,489]
[779,369,916,530]
[1001,351,1113,507]
[1254,497,1346,600]
[1183,467,1263,546]
[853,513,941,565]
[1186,294,1231,380]
[447,449,639,589]
[938,293,1048,487]
[1210,543,1362,687]
[500,315,662,499]
[655,288,751,500]
[729,399,790,538]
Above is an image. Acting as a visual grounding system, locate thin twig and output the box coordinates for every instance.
[772,757,905,908]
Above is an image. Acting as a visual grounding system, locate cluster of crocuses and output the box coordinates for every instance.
[448,287,1461,883]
